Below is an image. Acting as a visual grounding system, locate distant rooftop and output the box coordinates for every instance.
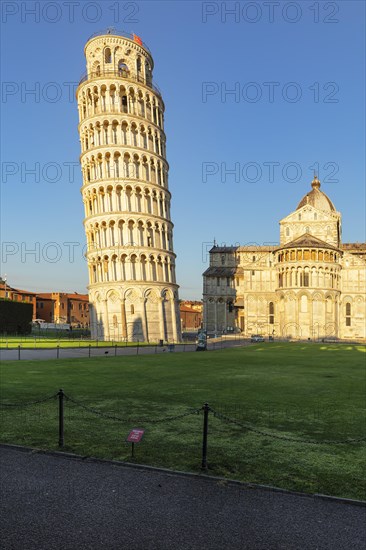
[341,243,366,250]
[210,245,277,253]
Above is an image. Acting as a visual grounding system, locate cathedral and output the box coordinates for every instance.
[203,177,366,340]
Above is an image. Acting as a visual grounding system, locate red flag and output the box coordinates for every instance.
[133,34,143,46]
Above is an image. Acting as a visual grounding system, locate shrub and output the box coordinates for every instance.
[0,299,33,335]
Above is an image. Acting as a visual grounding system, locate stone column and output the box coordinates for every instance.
[140,298,148,342]
[89,302,97,338]
[121,299,127,340]
[170,299,178,343]
[214,300,218,334]
[293,296,298,338]
[334,295,339,337]
[158,297,165,341]
[103,299,110,341]
[309,297,314,340]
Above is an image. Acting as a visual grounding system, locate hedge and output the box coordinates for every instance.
[0,300,33,335]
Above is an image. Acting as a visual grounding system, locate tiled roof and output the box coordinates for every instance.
[210,246,276,253]
[276,233,339,251]
[341,243,366,250]
[202,267,237,277]
[66,294,89,301]
[36,293,89,300]
[0,283,36,295]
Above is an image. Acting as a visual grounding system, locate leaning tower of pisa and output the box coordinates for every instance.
[76,31,181,342]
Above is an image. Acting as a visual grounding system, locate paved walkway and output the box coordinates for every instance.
[0,338,248,361]
[0,446,365,549]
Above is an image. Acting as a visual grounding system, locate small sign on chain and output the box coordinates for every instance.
[126,428,145,457]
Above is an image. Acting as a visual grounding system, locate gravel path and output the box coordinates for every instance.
[1,446,365,549]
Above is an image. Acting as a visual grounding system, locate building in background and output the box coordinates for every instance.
[0,278,37,318]
[0,281,92,329]
[35,294,54,322]
[36,293,89,327]
[203,178,366,340]
[179,301,202,332]
[77,30,181,342]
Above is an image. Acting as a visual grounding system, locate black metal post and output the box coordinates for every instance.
[56,345,59,359]
[88,344,91,358]
[18,345,21,360]
[136,340,139,355]
[58,389,64,447]
[131,442,135,458]
[201,402,209,470]
[115,344,117,356]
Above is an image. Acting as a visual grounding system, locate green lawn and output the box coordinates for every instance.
[1,343,365,500]
[0,338,157,349]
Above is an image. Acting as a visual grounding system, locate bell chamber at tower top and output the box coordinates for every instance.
[77,31,162,103]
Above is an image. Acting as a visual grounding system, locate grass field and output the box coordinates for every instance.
[0,337,157,349]
[1,343,365,500]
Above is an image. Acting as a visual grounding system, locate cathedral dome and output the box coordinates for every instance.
[296,177,336,212]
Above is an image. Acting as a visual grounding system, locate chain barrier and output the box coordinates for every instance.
[1,391,364,446]
[209,407,366,445]
[64,393,201,424]
[0,393,59,408]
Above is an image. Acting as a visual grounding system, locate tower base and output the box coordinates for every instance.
[88,284,182,343]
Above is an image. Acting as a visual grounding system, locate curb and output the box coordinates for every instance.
[1,443,365,508]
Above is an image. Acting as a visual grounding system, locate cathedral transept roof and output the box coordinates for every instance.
[277,233,340,251]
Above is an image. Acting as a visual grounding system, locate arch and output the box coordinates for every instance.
[130,253,137,279]
[110,254,117,280]
[123,288,142,304]
[161,287,174,301]
[106,289,121,301]
[140,254,147,281]
[283,322,301,339]
[144,287,159,301]
[345,301,352,326]
[104,47,112,64]
[149,255,157,281]
[94,292,102,303]
[118,59,129,75]
[285,291,296,302]
[91,60,101,76]
[269,301,274,325]
[120,253,127,280]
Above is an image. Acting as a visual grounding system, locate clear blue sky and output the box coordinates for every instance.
[1,0,365,298]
